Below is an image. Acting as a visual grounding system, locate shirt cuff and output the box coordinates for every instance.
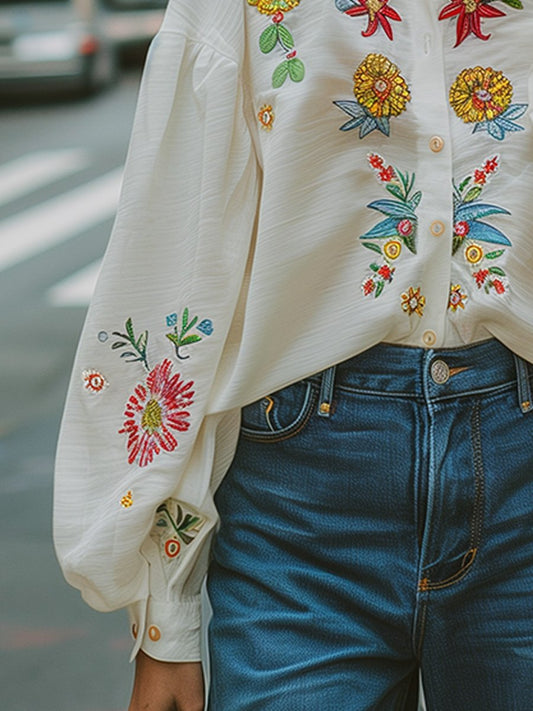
[128,596,202,662]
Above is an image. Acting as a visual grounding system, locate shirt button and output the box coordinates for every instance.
[430,359,450,384]
[429,136,444,153]
[148,625,161,642]
[430,220,445,237]
[422,330,437,347]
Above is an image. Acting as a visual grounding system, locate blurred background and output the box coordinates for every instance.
[0,0,165,707]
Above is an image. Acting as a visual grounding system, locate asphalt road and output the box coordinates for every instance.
[0,70,143,711]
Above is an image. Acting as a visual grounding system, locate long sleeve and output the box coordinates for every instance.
[53,19,259,662]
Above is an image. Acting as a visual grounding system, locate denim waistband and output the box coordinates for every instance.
[311,339,533,414]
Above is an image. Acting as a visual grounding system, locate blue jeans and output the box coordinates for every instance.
[207,339,533,710]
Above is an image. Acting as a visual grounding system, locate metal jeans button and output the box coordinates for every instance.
[431,359,450,384]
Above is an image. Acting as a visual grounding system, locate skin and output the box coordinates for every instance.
[128,651,205,711]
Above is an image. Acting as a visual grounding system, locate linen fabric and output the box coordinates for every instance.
[208,339,533,709]
[54,0,533,662]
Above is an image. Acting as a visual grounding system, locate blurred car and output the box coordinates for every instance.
[0,0,118,95]
[103,0,165,57]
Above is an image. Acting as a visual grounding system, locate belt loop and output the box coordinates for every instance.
[317,365,336,418]
[513,354,533,414]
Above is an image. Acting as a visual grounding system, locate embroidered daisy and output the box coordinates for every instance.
[119,359,194,467]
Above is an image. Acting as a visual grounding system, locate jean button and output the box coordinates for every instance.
[431,359,450,384]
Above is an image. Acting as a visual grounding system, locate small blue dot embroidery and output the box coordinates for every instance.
[197,319,214,336]
[166,313,178,328]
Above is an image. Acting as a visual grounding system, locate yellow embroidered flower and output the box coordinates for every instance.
[383,239,402,260]
[449,67,513,124]
[401,286,425,317]
[449,284,468,312]
[465,243,484,264]
[353,53,411,118]
[120,491,133,508]
[258,104,275,130]
[247,0,299,14]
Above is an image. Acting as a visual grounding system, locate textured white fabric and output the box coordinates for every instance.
[54,0,533,661]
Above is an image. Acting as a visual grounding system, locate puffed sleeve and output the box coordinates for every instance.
[53,23,260,662]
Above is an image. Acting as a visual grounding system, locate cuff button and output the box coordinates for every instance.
[148,625,161,642]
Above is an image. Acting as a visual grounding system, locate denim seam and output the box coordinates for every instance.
[241,385,319,443]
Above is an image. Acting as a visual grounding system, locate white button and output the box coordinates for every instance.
[422,330,437,347]
[429,136,444,153]
[431,359,450,384]
[430,220,445,237]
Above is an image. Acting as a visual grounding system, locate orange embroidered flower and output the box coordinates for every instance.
[401,286,425,317]
[448,284,468,311]
[258,104,275,130]
[83,369,108,394]
[119,359,194,467]
[120,491,133,508]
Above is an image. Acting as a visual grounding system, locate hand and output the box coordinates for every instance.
[128,650,205,711]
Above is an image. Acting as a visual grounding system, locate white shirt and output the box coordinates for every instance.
[54,0,533,662]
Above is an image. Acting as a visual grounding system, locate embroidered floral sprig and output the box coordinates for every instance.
[449,66,527,141]
[165,308,213,361]
[360,154,421,298]
[452,156,512,295]
[248,0,305,88]
[335,0,402,40]
[334,54,411,138]
[155,501,205,546]
[111,317,150,370]
[439,0,523,47]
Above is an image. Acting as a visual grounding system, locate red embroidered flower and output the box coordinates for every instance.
[483,156,499,173]
[438,0,506,47]
[473,268,489,286]
[340,0,402,41]
[397,218,413,237]
[474,169,487,184]
[492,278,505,294]
[454,221,470,237]
[377,264,394,280]
[379,165,395,182]
[363,277,375,295]
[368,153,384,169]
[119,359,194,467]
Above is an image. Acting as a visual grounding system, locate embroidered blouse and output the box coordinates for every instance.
[54,0,533,662]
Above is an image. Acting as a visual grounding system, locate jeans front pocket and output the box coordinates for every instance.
[240,379,318,443]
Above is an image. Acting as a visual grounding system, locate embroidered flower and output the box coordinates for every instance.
[438,0,522,47]
[449,67,527,141]
[152,499,207,571]
[120,491,133,508]
[449,284,468,311]
[452,157,511,296]
[258,104,275,130]
[119,359,194,467]
[251,0,304,88]
[401,286,426,317]
[360,157,420,298]
[335,0,402,40]
[83,369,109,394]
[248,0,299,14]
[334,54,410,138]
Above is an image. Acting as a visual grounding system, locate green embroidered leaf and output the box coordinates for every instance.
[178,531,194,545]
[182,307,189,331]
[452,234,464,255]
[455,202,510,221]
[176,505,184,526]
[179,335,202,346]
[180,515,201,532]
[111,341,127,349]
[375,280,385,298]
[136,331,148,354]
[367,199,416,219]
[360,216,398,239]
[489,266,506,276]
[363,242,383,255]
[165,333,180,346]
[386,184,405,201]
[402,230,417,255]
[259,24,278,53]
[187,315,199,333]
[499,0,522,8]
[125,317,135,342]
[396,169,409,196]
[458,176,471,193]
[485,250,505,260]
[277,24,294,49]
[463,186,483,203]
[409,191,422,210]
[272,61,289,88]
[287,57,305,83]
[370,263,380,272]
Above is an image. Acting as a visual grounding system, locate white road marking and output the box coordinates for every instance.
[0,167,122,271]
[47,258,102,307]
[0,149,90,206]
